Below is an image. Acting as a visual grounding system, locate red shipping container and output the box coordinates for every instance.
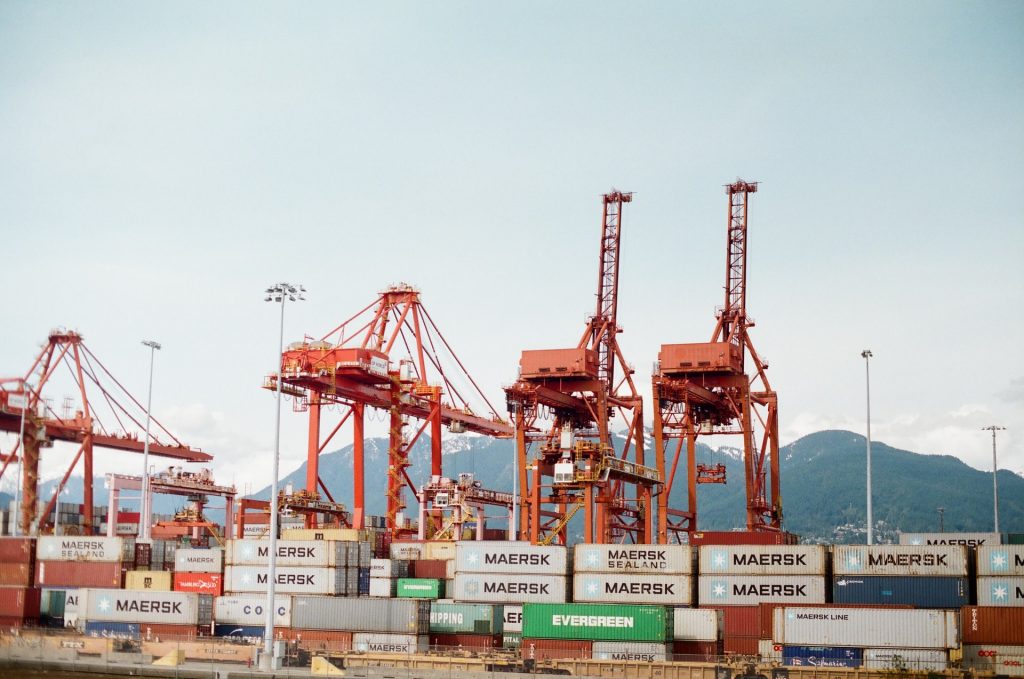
[35,560,123,588]
[0,616,28,628]
[0,563,33,587]
[722,635,759,655]
[521,638,592,661]
[282,628,353,652]
[703,606,759,637]
[430,633,502,650]
[671,640,722,662]
[962,607,1024,645]
[139,623,199,641]
[0,587,41,619]
[410,560,449,579]
[173,572,223,595]
[690,531,799,546]
[0,537,36,564]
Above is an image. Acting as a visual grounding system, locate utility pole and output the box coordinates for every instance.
[936,507,945,533]
[861,349,874,545]
[981,426,1006,533]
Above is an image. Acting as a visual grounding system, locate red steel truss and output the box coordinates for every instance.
[505,191,659,545]
[653,180,782,542]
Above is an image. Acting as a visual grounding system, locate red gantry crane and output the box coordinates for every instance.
[505,191,660,545]
[0,329,211,535]
[265,285,513,538]
[652,181,782,542]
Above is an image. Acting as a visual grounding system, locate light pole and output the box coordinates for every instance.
[982,425,1006,533]
[139,340,161,544]
[263,282,304,668]
[937,507,945,533]
[861,349,874,545]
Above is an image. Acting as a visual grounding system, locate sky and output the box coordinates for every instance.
[1,2,1022,499]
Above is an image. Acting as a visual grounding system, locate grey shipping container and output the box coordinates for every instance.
[900,532,1001,547]
[451,573,568,603]
[36,536,131,563]
[977,546,1024,577]
[832,545,967,576]
[698,575,826,606]
[573,544,691,575]
[573,573,692,605]
[214,594,292,627]
[699,545,827,575]
[78,588,199,625]
[224,565,347,594]
[773,607,959,649]
[863,648,949,672]
[291,596,431,634]
[352,633,428,654]
[976,577,1024,606]
[455,541,568,575]
[225,539,348,567]
[672,608,722,642]
[592,641,671,661]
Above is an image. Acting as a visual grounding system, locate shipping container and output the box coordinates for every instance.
[672,640,721,661]
[962,645,1024,677]
[225,539,348,567]
[281,528,370,541]
[174,548,223,573]
[504,632,522,649]
[0,563,33,586]
[352,633,428,654]
[519,348,598,379]
[977,577,1024,606]
[832,575,968,607]
[223,565,346,595]
[722,636,759,655]
[40,588,75,618]
[455,541,568,575]
[832,545,967,576]
[773,607,958,649]
[574,573,692,605]
[698,575,826,606]
[369,577,396,597]
[520,638,592,661]
[397,578,444,599]
[759,639,781,662]
[173,572,223,595]
[429,602,503,635]
[0,536,35,563]
[36,560,123,588]
[139,622,200,641]
[291,596,431,634]
[0,587,41,619]
[358,567,370,596]
[978,546,1024,577]
[962,607,1024,644]
[214,594,292,627]
[36,536,131,563]
[900,532,1001,547]
[574,544,692,575]
[863,648,948,672]
[125,570,172,591]
[430,633,502,649]
[370,558,409,578]
[690,531,799,546]
[592,641,670,661]
[390,542,425,560]
[409,559,453,579]
[699,545,827,575]
[84,620,140,639]
[452,573,568,604]
[79,588,200,624]
[213,623,266,642]
[757,603,914,640]
[522,603,669,642]
[782,645,862,667]
[709,605,759,637]
[672,608,722,641]
[504,604,522,633]
[63,590,82,628]
[282,628,353,652]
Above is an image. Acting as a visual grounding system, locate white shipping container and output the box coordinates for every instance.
[225,539,346,567]
[976,577,1024,606]
[503,605,523,633]
[962,646,1024,677]
[699,545,827,575]
[282,528,370,541]
[352,633,428,654]
[672,608,722,642]
[79,588,199,625]
[224,566,346,595]
[977,546,1024,577]
[759,639,781,662]
[371,558,409,578]
[451,573,568,603]
[592,642,670,661]
[773,607,958,649]
[390,543,423,560]
[175,548,223,573]
[863,648,949,672]
[36,536,128,563]
[832,545,967,576]
[455,541,568,575]
[574,544,692,575]
[214,595,292,627]
[421,542,457,561]
[369,577,396,597]
[698,576,826,606]
[900,532,1001,547]
[574,574,692,605]
[63,590,81,628]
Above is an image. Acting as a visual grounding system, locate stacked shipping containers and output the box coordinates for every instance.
[832,545,969,608]
[35,536,133,589]
[671,608,723,661]
[960,607,1024,676]
[173,547,224,595]
[521,602,670,661]
[428,602,504,649]
[223,539,362,596]
[75,588,210,640]
[0,537,40,627]
[975,545,1024,607]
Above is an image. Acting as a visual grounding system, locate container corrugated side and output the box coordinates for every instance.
[0,563,33,587]
[961,607,1024,644]
[672,608,721,641]
[370,558,409,578]
[224,566,344,594]
[36,561,123,588]
[79,588,199,625]
[522,603,669,642]
[699,545,827,575]
[520,638,592,661]
[900,532,1001,547]
[773,607,958,649]
[977,577,1024,606]
[573,544,691,575]
[125,570,172,591]
[573,573,692,605]
[0,537,35,563]
[504,605,523,633]
[174,548,223,573]
[36,536,129,563]
[455,541,568,575]
[832,545,967,576]
[430,632,502,649]
[429,602,503,634]
[397,578,443,599]
[0,587,41,619]
[225,539,345,567]
[698,575,826,606]
[832,575,969,607]
[214,594,291,627]
[962,645,1024,676]
[281,528,370,541]
[978,546,1024,577]
[352,633,428,654]
[369,577,396,597]
[421,542,456,561]
[592,641,670,661]
[291,596,430,634]
[452,573,568,603]
[863,648,949,671]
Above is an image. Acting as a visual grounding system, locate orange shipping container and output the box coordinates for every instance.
[173,572,223,595]
[0,537,35,564]
[0,587,41,619]
[0,563,33,587]
[521,638,592,661]
[962,607,1024,645]
[519,349,598,379]
[36,560,123,588]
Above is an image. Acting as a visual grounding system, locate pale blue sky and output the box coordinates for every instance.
[2,2,1022,493]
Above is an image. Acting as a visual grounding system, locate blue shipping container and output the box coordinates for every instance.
[358,567,371,595]
[213,623,265,644]
[832,576,968,608]
[84,621,140,639]
[783,646,863,668]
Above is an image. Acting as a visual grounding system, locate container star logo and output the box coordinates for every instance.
[990,551,1009,571]
[465,580,479,595]
[585,579,599,595]
[466,552,480,566]
[846,554,862,570]
[991,583,1009,601]
[711,581,728,598]
[584,551,600,567]
[46,543,58,556]
[98,597,112,612]
[240,573,252,586]
[909,538,923,546]
[241,544,254,559]
[711,551,728,569]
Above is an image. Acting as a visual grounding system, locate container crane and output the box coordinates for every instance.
[505,191,659,545]
[652,181,781,542]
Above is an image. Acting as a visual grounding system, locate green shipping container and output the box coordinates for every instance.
[503,633,522,649]
[429,602,504,634]
[522,603,669,642]
[397,578,444,599]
